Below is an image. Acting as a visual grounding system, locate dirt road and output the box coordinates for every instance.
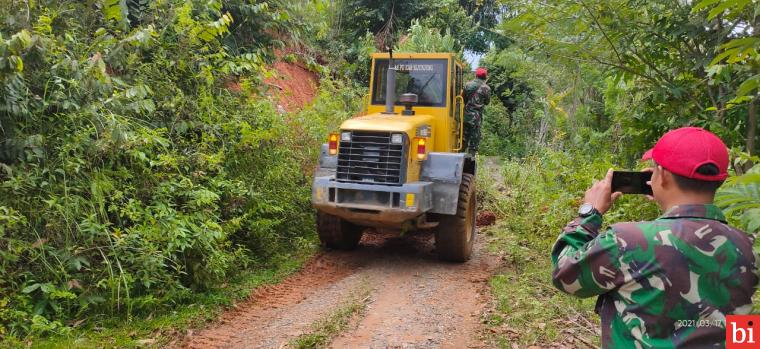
[181,229,502,349]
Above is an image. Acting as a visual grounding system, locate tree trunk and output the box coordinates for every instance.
[748,97,757,156]
[538,99,550,146]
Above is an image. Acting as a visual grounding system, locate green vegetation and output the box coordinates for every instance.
[496,0,758,155]
[0,0,363,342]
[477,0,760,346]
[11,252,311,349]
[717,162,760,241]
[480,0,760,240]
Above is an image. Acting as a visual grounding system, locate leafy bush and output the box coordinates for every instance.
[479,99,535,158]
[480,149,659,244]
[717,163,760,235]
[396,20,460,57]
[0,0,360,340]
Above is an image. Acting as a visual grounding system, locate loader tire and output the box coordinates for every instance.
[434,173,476,262]
[316,211,363,250]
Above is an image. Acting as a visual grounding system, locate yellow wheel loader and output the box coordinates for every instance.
[312,52,476,262]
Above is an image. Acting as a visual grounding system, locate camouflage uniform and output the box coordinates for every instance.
[552,204,758,348]
[463,78,491,155]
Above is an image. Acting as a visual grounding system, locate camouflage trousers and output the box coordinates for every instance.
[463,111,482,155]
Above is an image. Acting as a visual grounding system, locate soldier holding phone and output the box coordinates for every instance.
[551,127,758,348]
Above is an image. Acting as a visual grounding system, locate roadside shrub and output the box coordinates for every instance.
[479,148,660,250]
[716,161,760,235]
[479,100,532,158]
[0,0,360,339]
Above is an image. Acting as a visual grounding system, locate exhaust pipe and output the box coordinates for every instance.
[384,50,396,114]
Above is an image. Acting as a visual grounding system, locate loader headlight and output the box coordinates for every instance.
[341,132,352,142]
[416,125,431,137]
[391,133,404,144]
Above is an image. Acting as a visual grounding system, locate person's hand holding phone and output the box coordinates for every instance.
[584,168,623,215]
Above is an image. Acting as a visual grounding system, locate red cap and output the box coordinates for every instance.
[475,67,487,79]
[641,127,729,181]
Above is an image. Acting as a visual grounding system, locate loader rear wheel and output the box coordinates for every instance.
[316,211,364,250]
[434,173,476,262]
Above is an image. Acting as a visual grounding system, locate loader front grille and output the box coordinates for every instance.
[336,131,405,185]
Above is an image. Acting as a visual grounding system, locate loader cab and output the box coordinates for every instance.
[371,59,448,107]
[367,53,466,153]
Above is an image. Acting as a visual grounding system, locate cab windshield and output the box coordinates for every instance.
[371,59,448,108]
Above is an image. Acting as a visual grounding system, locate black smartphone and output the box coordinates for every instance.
[612,171,653,195]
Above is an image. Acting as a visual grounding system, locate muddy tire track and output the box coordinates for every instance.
[180,230,501,349]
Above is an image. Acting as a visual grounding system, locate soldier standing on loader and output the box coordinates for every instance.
[463,67,491,156]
